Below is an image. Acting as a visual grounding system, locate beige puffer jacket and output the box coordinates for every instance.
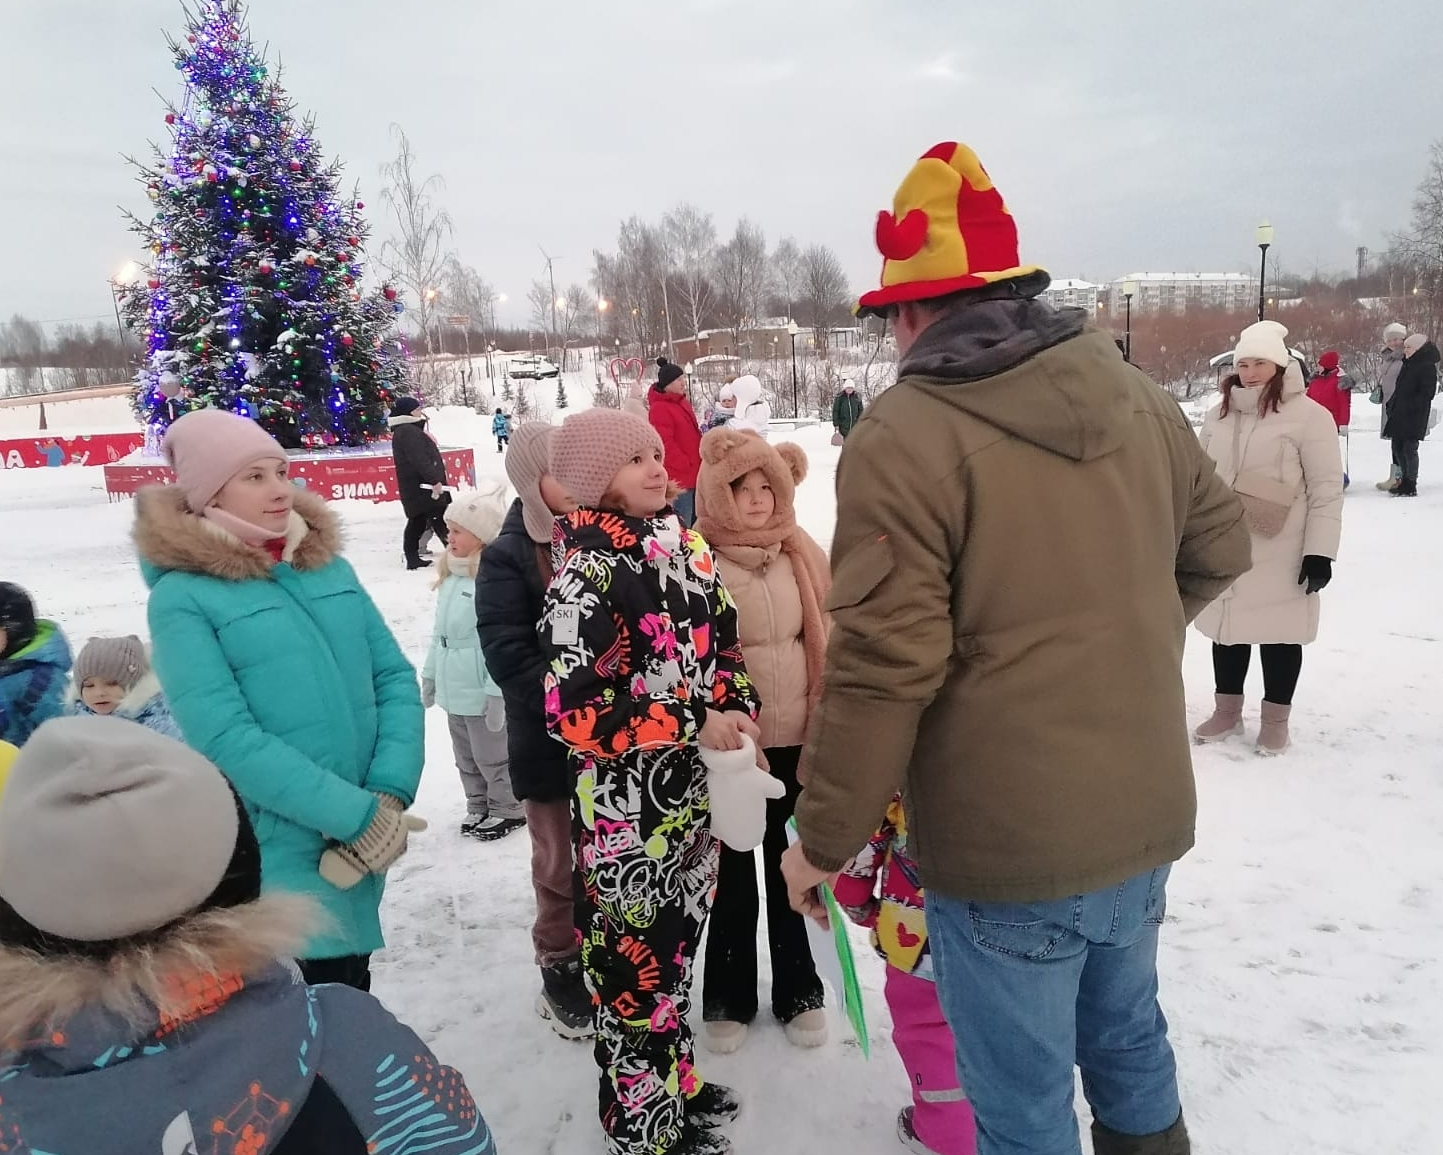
[714,544,810,749]
[1195,365,1344,646]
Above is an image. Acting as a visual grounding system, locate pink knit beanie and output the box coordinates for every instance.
[163,409,287,512]
[550,410,664,509]
[504,422,558,544]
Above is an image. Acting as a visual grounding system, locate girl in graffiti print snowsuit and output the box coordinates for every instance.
[540,409,761,1155]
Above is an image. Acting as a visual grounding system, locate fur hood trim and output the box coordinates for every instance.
[388,413,427,430]
[0,894,317,1044]
[133,484,342,581]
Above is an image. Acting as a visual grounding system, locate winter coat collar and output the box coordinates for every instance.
[555,507,688,562]
[133,485,341,584]
[0,895,312,1057]
[1,620,69,671]
[1405,340,1441,366]
[715,542,782,570]
[387,413,427,430]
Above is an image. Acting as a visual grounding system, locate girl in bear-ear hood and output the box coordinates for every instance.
[693,426,834,1054]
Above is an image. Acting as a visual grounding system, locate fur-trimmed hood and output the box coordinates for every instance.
[695,427,807,549]
[66,668,162,714]
[0,894,314,1052]
[133,484,342,584]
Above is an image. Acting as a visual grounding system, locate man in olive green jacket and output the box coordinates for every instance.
[782,142,1250,1155]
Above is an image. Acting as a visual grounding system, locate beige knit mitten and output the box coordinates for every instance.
[319,795,427,890]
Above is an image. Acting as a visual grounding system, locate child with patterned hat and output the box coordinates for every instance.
[540,408,762,1155]
[0,716,492,1155]
[421,480,526,841]
[68,634,182,740]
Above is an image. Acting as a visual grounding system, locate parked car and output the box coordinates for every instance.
[507,356,560,379]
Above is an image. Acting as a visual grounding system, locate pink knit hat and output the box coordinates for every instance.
[550,410,664,509]
[163,409,287,512]
[504,422,558,544]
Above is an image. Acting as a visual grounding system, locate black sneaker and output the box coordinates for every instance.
[460,815,488,838]
[685,1083,740,1126]
[406,557,433,570]
[671,1121,732,1155]
[537,958,593,1040]
[473,816,526,841]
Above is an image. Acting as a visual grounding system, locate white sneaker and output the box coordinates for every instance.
[701,1020,748,1054]
[783,1008,829,1049]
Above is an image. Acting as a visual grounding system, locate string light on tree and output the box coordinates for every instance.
[117,0,408,449]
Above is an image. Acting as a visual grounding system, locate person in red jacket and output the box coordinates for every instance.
[1307,350,1353,488]
[648,357,704,525]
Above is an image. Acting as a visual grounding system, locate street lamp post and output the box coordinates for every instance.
[1256,221,1274,322]
[787,321,800,418]
[1122,278,1138,362]
[109,262,141,358]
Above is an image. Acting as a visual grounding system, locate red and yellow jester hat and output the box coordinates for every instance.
[856,141,1045,315]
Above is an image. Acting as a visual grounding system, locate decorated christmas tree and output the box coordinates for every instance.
[120,0,407,450]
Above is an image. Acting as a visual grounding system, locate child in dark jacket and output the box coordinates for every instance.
[68,634,182,740]
[541,409,761,1155]
[834,796,977,1155]
[0,582,71,747]
[0,716,493,1155]
[476,421,593,1038]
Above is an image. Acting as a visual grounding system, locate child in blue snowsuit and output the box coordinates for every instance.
[493,409,512,453]
[68,634,183,740]
[0,582,71,747]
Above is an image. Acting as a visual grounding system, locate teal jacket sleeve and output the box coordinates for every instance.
[354,575,424,804]
[148,583,378,842]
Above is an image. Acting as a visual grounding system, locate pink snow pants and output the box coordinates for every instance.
[886,966,978,1155]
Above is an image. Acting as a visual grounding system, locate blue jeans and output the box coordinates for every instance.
[673,488,696,527]
[927,868,1181,1155]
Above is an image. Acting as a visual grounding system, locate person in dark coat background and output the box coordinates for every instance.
[1384,333,1440,497]
[831,380,865,438]
[389,398,451,569]
[475,422,593,1039]
[647,358,703,525]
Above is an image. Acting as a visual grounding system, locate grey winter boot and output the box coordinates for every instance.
[1256,701,1292,756]
[1193,694,1244,744]
[1092,1113,1190,1155]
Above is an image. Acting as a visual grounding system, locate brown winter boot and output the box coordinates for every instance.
[1193,694,1244,744]
[1092,1113,1190,1155]
[1256,701,1292,756]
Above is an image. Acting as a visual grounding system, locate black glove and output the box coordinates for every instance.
[1298,555,1332,595]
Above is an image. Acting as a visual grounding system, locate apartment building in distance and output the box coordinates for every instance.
[1107,272,1258,315]
[1040,278,1104,315]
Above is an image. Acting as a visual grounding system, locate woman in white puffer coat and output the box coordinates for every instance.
[1193,320,1344,755]
[726,373,772,436]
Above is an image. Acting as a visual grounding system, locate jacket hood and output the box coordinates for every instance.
[730,374,764,408]
[388,412,427,430]
[133,484,342,585]
[0,894,313,1050]
[897,298,1133,462]
[4,620,71,671]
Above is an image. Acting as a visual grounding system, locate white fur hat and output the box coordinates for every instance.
[1404,333,1428,355]
[1384,322,1408,340]
[444,480,509,545]
[1233,320,1291,368]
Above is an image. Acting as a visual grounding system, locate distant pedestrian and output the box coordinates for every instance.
[832,379,865,440]
[1374,323,1408,489]
[1383,333,1440,497]
[390,397,451,570]
[493,407,512,452]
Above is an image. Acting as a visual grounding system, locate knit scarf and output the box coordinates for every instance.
[433,546,481,585]
[202,507,300,562]
[703,513,831,714]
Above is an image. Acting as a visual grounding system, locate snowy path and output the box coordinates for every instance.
[1,406,1436,1153]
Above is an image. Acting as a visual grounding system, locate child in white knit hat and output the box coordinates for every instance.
[68,634,182,740]
[422,481,525,841]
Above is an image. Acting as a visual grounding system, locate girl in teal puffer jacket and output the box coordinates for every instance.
[422,481,524,841]
[134,410,425,992]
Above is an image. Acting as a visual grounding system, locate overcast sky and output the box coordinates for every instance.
[2,0,1439,332]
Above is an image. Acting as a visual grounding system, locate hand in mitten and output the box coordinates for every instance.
[484,694,506,733]
[1297,555,1333,595]
[702,735,786,852]
[319,795,427,890]
[421,678,436,709]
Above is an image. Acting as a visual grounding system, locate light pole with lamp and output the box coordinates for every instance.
[1256,221,1273,322]
[1122,278,1138,362]
[109,262,141,355]
[787,320,800,418]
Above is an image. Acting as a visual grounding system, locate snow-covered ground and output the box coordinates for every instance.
[1,399,1436,1154]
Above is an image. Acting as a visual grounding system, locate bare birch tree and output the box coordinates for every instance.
[663,203,717,338]
[714,218,769,339]
[379,126,453,371]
